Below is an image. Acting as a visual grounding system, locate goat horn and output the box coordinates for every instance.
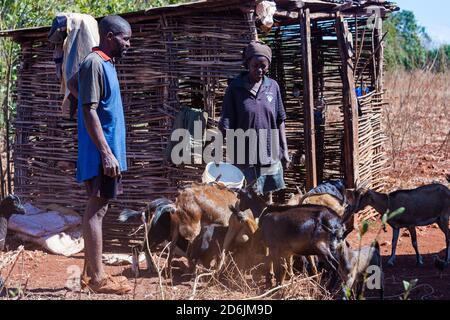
[214,174,222,183]
[246,179,258,188]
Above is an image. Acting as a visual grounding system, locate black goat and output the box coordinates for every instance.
[0,195,26,251]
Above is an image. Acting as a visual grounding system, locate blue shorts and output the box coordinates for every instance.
[238,161,286,195]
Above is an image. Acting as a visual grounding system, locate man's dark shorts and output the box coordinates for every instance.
[85,166,123,200]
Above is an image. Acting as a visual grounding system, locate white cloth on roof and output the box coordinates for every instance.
[256,1,277,31]
[59,12,99,114]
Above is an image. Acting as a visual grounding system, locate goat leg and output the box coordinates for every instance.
[437,216,450,263]
[272,249,285,287]
[140,237,158,274]
[283,255,293,281]
[408,227,424,267]
[217,225,239,272]
[168,225,180,271]
[308,255,319,275]
[131,246,141,277]
[387,227,400,267]
[265,248,275,289]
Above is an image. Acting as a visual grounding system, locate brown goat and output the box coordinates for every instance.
[120,182,256,272]
[237,184,345,287]
[191,209,259,270]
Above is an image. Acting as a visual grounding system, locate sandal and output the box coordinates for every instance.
[87,275,132,295]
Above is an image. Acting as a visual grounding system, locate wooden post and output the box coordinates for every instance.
[336,14,359,188]
[0,147,4,198]
[300,8,317,191]
[3,45,13,195]
[374,23,384,92]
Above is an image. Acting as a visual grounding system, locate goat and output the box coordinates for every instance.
[337,241,383,300]
[191,210,258,270]
[290,180,355,238]
[236,183,347,275]
[343,180,450,267]
[119,199,189,274]
[0,195,26,251]
[258,205,345,287]
[120,183,252,272]
[236,185,345,287]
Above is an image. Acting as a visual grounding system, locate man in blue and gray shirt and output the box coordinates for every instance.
[68,15,131,294]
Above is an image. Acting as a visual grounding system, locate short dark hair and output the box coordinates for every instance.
[99,15,131,37]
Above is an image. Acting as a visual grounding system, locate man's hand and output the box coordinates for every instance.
[101,152,120,177]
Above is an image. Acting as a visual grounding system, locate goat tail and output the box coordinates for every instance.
[118,209,144,223]
[148,198,176,226]
[118,198,176,224]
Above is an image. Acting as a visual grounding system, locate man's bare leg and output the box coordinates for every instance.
[83,196,109,284]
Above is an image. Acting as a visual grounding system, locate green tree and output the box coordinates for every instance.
[384,10,430,70]
[428,45,450,73]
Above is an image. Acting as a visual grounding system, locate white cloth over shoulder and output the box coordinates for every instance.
[59,12,99,113]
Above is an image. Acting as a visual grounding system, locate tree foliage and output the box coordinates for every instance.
[384,10,449,71]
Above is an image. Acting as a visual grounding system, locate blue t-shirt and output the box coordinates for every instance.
[76,49,127,182]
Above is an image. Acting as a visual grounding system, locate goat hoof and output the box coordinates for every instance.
[386,259,395,267]
[416,259,424,267]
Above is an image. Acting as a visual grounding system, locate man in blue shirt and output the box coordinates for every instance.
[68,15,131,294]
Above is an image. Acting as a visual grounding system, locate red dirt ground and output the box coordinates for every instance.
[2,216,449,300]
[1,143,449,300]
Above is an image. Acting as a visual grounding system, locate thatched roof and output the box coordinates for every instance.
[0,0,398,42]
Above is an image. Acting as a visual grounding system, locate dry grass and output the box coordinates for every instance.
[383,70,449,190]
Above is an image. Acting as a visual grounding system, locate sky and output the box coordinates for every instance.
[393,0,450,46]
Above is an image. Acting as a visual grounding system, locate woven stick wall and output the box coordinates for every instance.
[262,16,386,202]
[12,9,387,247]
[13,10,255,248]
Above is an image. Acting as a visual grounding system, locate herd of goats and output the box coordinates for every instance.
[0,175,449,298]
[117,175,450,298]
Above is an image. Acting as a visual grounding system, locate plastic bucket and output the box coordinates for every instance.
[202,162,245,189]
